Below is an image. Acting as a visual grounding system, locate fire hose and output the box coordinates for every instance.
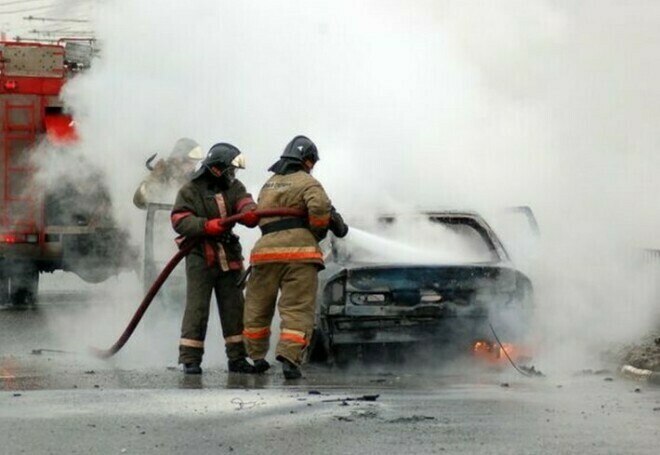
[91,208,305,359]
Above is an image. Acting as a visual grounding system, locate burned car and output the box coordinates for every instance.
[308,210,534,364]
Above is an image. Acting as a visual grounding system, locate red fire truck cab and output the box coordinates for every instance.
[0,40,136,306]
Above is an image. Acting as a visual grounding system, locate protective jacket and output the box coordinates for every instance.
[249,171,331,268]
[171,174,256,271]
[133,159,192,209]
[170,172,256,365]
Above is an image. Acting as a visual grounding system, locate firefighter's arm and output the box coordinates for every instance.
[133,183,148,210]
[233,181,259,227]
[170,188,207,237]
[329,205,349,238]
[133,160,168,209]
[151,159,168,178]
[302,182,332,241]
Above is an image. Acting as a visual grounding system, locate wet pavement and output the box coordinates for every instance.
[2,288,660,454]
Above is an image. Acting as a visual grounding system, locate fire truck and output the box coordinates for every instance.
[0,39,136,306]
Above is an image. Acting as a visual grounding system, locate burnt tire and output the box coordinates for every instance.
[331,345,359,368]
[307,329,329,363]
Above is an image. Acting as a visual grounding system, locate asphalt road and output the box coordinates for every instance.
[1,286,659,455]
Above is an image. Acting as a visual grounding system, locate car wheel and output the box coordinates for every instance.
[307,329,329,363]
[332,345,359,368]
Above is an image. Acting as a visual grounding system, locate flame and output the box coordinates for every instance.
[1,358,17,390]
[472,340,531,364]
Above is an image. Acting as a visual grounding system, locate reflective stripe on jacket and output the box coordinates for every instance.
[171,174,256,271]
[250,171,331,267]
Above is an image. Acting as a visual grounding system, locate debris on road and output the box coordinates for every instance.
[620,364,660,385]
[322,394,380,403]
[335,416,353,422]
[387,415,436,424]
[231,397,258,411]
[578,369,612,376]
[519,365,544,377]
[621,331,660,372]
[31,349,73,356]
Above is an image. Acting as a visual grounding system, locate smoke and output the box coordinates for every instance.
[339,221,497,264]
[42,0,660,372]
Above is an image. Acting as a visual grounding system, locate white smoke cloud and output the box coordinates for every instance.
[46,0,660,371]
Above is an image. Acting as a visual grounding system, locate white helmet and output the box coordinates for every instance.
[169,137,203,161]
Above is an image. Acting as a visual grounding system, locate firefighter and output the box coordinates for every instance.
[133,137,205,209]
[242,135,349,379]
[170,143,260,375]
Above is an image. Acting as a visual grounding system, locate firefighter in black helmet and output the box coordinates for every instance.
[243,135,348,379]
[170,143,259,375]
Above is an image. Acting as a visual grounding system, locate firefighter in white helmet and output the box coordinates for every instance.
[133,137,205,209]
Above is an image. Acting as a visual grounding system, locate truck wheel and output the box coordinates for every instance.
[0,274,9,305]
[10,268,39,307]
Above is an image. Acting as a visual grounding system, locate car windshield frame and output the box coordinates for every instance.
[324,212,509,266]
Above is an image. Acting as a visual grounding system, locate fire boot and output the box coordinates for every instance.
[277,356,302,380]
[228,357,256,374]
[253,359,271,374]
[183,363,202,375]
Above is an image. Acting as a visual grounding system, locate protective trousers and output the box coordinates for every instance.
[243,262,318,365]
[179,260,247,365]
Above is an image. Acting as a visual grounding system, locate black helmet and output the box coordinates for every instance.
[192,142,245,180]
[281,135,319,164]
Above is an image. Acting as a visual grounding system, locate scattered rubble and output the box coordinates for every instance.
[576,369,612,376]
[519,365,544,377]
[350,409,379,419]
[621,330,660,372]
[322,394,380,403]
[619,328,660,386]
[387,415,436,424]
[31,349,72,355]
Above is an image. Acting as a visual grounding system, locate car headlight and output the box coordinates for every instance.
[350,292,388,305]
[323,278,346,305]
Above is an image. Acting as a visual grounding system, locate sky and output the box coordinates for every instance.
[13,1,660,372]
[0,0,93,41]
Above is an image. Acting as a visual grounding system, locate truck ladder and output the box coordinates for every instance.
[2,101,38,231]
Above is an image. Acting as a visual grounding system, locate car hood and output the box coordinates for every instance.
[327,262,529,296]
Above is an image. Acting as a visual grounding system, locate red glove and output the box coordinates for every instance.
[239,210,260,228]
[204,218,226,236]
